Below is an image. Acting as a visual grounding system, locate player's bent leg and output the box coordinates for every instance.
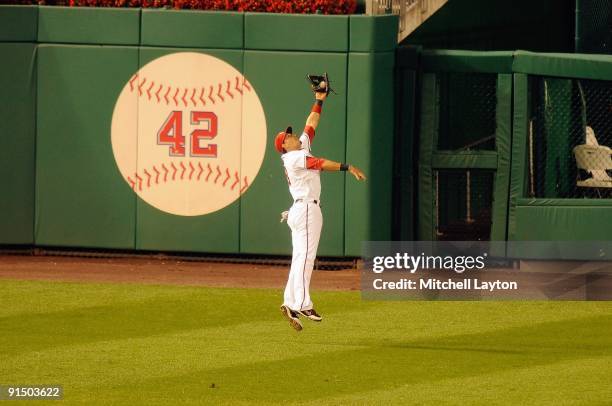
[280,305,303,331]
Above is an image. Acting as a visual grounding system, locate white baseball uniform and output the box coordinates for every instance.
[281,127,324,311]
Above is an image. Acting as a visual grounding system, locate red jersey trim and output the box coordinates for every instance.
[306,156,324,170]
[303,125,315,142]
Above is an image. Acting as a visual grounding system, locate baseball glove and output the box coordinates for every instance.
[306,72,336,95]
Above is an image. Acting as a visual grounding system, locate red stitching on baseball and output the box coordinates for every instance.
[128,162,249,194]
[155,84,163,103]
[164,87,171,105]
[135,174,143,191]
[235,76,243,95]
[180,161,187,180]
[226,80,234,99]
[199,88,206,106]
[147,81,155,100]
[182,88,188,107]
[144,169,152,188]
[173,88,179,106]
[188,162,195,180]
[214,166,222,183]
[129,74,138,92]
[222,168,230,186]
[241,176,249,193]
[129,75,252,106]
[138,78,147,96]
[217,83,225,102]
[208,86,215,104]
[206,163,213,182]
[191,89,197,107]
[162,164,169,182]
[231,171,239,190]
[153,165,160,184]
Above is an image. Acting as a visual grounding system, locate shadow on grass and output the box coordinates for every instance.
[112,313,612,403]
[0,289,279,356]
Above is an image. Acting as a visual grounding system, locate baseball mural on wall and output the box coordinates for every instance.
[111,52,267,216]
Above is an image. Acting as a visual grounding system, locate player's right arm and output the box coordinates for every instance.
[306,156,366,181]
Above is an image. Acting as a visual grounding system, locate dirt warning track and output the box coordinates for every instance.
[0,255,359,291]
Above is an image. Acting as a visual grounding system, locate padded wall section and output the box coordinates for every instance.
[134,48,244,253]
[417,74,437,240]
[490,74,512,242]
[0,5,38,42]
[241,51,347,255]
[345,52,394,256]
[0,44,36,244]
[394,67,416,240]
[37,6,140,45]
[36,45,138,248]
[244,14,348,52]
[514,205,612,241]
[141,10,243,49]
[508,74,528,241]
[349,15,398,52]
[513,51,612,81]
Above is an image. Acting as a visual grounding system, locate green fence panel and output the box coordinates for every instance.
[490,74,512,242]
[36,45,138,248]
[508,73,528,240]
[141,10,243,49]
[517,198,612,206]
[0,43,36,244]
[417,74,437,240]
[394,64,416,240]
[345,51,394,256]
[134,48,245,253]
[349,15,398,52]
[431,152,498,169]
[241,50,347,255]
[541,78,573,197]
[244,13,349,52]
[513,51,612,81]
[0,5,38,42]
[37,6,140,45]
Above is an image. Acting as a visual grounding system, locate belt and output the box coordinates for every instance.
[294,199,320,205]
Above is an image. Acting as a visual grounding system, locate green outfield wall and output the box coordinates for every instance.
[0,6,38,244]
[0,5,398,257]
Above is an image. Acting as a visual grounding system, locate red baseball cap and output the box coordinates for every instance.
[274,126,293,153]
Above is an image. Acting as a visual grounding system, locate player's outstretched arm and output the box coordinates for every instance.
[305,92,328,132]
[314,158,366,181]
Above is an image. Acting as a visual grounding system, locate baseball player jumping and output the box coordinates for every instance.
[274,75,366,332]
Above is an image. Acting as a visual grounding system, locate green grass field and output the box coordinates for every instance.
[1,279,612,405]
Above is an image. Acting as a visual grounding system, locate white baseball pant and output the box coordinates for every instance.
[283,201,323,311]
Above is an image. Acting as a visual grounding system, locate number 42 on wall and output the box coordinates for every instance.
[157,111,218,157]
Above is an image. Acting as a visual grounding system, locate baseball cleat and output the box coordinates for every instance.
[280,305,303,331]
[299,309,322,322]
